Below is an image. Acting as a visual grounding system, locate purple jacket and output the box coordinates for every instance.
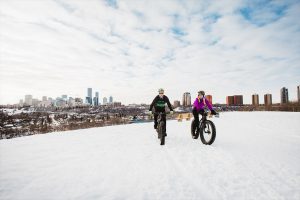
[193,97,213,111]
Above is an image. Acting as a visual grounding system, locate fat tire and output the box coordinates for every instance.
[159,121,165,145]
[200,120,216,145]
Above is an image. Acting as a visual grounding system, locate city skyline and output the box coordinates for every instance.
[15,87,116,107]
[5,84,300,106]
[0,0,299,105]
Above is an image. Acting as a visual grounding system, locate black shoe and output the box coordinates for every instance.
[154,125,157,129]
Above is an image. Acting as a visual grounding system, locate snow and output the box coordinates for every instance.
[49,114,60,126]
[0,112,300,200]
[0,108,33,115]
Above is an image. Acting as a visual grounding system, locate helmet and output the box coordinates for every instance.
[198,90,205,96]
[158,88,164,93]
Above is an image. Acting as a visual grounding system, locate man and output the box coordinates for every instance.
[149,88,173,132]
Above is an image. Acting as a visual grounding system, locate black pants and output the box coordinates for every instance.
[192,108,204,127]
[154,113,166,130]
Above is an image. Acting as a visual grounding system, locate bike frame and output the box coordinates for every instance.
[198,112,208,128]
[154,112,168,124]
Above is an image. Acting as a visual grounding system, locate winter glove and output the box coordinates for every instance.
[149,111,153,115]
[170,111,174,115]
[211,110,217,115]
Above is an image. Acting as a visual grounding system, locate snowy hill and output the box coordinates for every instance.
[0,112,300,200]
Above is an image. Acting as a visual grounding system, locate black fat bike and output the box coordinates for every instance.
[155,112,168,145]
[191,111,217,145]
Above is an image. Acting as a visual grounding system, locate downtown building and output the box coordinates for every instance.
[252,94,259,106]
[113,102,122,107]
[93,92,99,106]
[40,96,51,107]
[280,87,289,104]
[19,99,24,107]
[68,97,75,107]
[103,97,108,105]
[297,85,300,103]
[226,95,243,106]
[173,100,180,108]
[226,96,234,106]
[109,96,113,104]
[234,95,243,105]
[86,88,93,105]
[206,95,212,104]
[75,98,83,106]
[24,95,33,106]
[264,94,272,106]
[182,92,191,107]
[55,97,67,107]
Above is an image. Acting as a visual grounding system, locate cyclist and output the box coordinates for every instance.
[193,90,217,128]
[149,88,173,133]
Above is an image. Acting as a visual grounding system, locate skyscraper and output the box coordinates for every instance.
[252,94,259,106]
[297,85,300,103]
[94,92,99,106]
[85,97,90,105]
[182,92,191,107]
[25,95,33,106]
[109,96,113,103]
[87,88,92,105]
[280,87,289,104]
[234,95,243,105]
[264,94,272,106]
[103,97,108,105]
[226,96,234,106]
[187,94,191,106]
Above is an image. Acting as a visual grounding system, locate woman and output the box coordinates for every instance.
[192,90,217,128]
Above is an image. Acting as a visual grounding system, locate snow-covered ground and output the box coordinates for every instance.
[0,112,299,200]
[0,108,34,115]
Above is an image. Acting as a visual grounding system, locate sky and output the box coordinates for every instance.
[0,0,299,105]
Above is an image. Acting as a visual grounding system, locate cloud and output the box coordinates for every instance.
[238,0,289,27]
[0,0,299,105]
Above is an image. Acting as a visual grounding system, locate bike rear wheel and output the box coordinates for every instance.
[199,120,216,145]
[158,121,165,145]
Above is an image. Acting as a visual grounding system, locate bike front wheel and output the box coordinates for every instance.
[158,121,165,145]
[199,120,216,145]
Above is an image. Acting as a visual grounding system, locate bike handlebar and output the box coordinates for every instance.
[153,111,171,115]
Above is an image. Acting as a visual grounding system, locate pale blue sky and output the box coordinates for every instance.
[0,0,299,105]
